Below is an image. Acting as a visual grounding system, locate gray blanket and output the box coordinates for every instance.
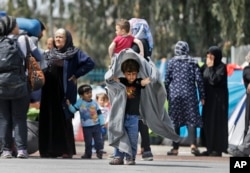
[105,49,180,155]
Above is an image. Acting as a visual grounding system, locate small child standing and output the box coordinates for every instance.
[108,18,144,59]
[66,84,104,159]
[96,92,110,152]
[109,59,151,165]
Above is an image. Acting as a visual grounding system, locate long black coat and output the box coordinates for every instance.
[201,62,229,154]
[39,50,95,157]
[243,64,250,137]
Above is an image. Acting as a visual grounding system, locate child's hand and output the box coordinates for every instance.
[140,52,144,57]
[112,77,120,82]
[66,99,71,106]
[141,77,151,86]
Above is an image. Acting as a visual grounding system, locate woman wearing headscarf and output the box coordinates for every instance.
[200,46,228,156]
[165,41,205,156]
[39,28,95,158]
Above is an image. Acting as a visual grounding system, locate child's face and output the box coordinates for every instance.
[124,71,138,83]
[115,25,124,36]
[97,97,106,107]
[81,90,92,102]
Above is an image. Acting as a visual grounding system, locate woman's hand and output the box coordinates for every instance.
[66,99,71,106]
[68,75,77,85]
[200,99,205,105]
[247,83,250,94]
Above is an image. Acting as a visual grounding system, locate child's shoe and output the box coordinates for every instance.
[125,158,136,165]
[81,154,91,159]
[96,150,103,159]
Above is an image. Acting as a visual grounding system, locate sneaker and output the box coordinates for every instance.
[142,151,153,161]
[1,150,12,159]
[96,150,103,159]
[81,154,91,159]
[167,148,178,156]
[125,159,136,165]
[109,157,124,165]
[17,150,28,159]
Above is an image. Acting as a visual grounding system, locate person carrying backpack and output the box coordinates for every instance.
[0,15,41,159]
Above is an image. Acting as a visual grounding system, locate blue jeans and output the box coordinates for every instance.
[0,95,29,151]
[114,114,139,160]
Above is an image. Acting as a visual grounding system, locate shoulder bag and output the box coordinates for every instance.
[25,36,45,91]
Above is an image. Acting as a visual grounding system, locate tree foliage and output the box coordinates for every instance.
[1,0,250,67]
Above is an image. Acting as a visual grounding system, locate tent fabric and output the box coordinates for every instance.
[178,65,246,145]
[228,95,246,146]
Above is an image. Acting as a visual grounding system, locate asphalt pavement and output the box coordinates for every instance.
[0,141,230,173]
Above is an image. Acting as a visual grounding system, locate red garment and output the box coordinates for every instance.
[227,64,243,76]
[113,35,134,53]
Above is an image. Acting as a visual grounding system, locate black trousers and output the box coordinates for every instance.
[172,125,197,150]
[139,120,151,152]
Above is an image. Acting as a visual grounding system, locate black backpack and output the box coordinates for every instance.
[0,36,28,99]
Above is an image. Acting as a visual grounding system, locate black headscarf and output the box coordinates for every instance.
[46,29,79,60]
[207,46,222,66]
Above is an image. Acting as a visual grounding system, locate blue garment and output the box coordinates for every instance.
[83,124,103,156]
[114,115,139,159]
[61,50,95,119]
[68,99,104,127]
[165,53,205,128]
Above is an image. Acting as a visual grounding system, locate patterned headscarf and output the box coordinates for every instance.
[129,18,154,51]
[0,15,16,36]
[173,41,197,64]
[174,41,189,56]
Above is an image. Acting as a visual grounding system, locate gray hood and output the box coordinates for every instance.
[105,48,180,155]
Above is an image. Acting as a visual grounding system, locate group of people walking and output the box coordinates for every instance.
[0,13,249,166]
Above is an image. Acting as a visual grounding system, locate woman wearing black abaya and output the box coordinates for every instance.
[200,46,228,156]
[39,28,95,158]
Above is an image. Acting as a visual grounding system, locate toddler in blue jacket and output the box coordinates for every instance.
[66,84,105,159]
